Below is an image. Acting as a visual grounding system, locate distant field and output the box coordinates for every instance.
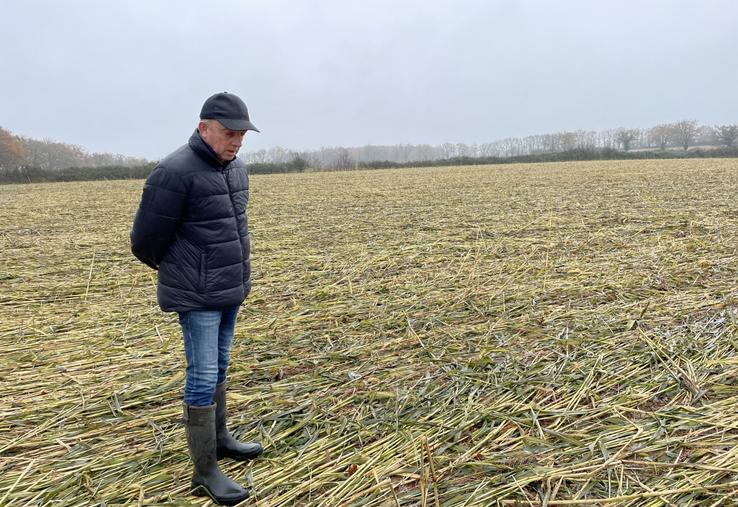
[1,159,738,506]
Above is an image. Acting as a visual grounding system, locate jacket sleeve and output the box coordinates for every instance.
[130,166,187,270]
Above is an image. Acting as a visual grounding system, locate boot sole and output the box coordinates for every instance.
[192,484,249,506]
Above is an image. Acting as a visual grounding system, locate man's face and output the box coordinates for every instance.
[199,120,247,162]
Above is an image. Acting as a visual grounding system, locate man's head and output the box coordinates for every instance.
[199,119,247,162]
[199,92,259,162]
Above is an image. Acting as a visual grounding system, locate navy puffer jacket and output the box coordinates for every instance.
[130,130,251,312]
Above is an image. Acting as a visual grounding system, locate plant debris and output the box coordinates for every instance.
[1,159,738,505]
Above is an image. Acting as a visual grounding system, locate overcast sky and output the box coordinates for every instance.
[1,0,737,159]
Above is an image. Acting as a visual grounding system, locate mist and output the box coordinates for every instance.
[1,0,736,159]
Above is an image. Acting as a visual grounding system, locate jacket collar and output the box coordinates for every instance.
[188,129,234,170]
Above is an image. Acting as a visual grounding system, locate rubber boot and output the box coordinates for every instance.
[183,403,249,506]
[215,381,264,461]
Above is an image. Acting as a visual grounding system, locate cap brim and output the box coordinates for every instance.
[218,118,260,132]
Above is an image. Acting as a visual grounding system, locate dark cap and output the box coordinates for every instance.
[200,92,260,132]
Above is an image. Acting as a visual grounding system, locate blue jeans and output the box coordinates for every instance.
[178,305,240,406]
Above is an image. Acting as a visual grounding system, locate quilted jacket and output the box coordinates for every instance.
[130,130,251,312]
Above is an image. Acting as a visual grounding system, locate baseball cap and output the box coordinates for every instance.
[200,92,260,132]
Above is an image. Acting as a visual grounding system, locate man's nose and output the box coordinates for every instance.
[232,136,243,147]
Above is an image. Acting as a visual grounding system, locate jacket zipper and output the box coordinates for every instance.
[223,169,245,261]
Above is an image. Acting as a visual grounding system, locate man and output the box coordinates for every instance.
[131,92,262,505]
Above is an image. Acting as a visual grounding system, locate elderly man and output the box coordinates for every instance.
[131,92,261,505]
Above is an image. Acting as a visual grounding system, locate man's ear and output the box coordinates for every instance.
[198,120,208,135]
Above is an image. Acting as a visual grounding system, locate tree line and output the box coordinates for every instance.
[1,120,737,183]
[0,126,148,172]
[243,120,738,171]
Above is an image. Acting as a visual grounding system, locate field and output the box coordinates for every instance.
[2,159,738,506]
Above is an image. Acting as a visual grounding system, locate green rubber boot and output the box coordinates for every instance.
[215,381,264,461]
[183,403,249,505]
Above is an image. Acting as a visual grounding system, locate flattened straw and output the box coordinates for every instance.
[423,437,441,507]
[0,459,36,504]
[540,480,738,505]
[83,251,95,301]
[3,161,738,504]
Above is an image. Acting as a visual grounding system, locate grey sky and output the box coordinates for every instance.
[1,0,737,160]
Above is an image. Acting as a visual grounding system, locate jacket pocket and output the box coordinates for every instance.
[199,253,207,292]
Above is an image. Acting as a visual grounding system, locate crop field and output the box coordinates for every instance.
[2,159,738,506]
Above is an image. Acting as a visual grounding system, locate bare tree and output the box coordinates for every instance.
[440,142,456,159]
[672,120,698,150]
[648,124,673,150]
[559,131,578,151]
[615,128,640,151]
[695,126,716,146]
[715,125,738,147]
[333,148,354,170]
[266,146,293,164]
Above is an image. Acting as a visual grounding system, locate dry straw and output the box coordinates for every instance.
[1,159,737,505]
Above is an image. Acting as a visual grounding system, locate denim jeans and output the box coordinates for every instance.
[178,305,240,406]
